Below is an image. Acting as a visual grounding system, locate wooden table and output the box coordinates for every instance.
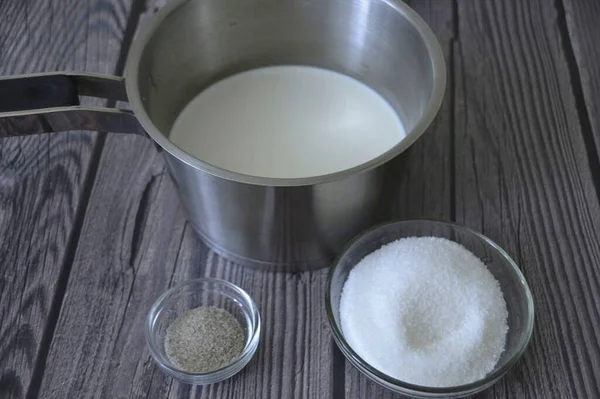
[1,0,599,398]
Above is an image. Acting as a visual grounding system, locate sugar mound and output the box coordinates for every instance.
[339,236,508,387]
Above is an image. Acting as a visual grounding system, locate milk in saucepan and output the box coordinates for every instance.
[169,66,406,179]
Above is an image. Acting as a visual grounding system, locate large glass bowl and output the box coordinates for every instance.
[326,220,534,398]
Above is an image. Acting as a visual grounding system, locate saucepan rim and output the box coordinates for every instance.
[124,0,447,187]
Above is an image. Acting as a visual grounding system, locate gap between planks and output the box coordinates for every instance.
[554,0,600,202]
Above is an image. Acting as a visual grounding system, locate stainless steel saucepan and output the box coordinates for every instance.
[0,0,445,272]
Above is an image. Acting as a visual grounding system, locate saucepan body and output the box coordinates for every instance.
[0,0,446,271]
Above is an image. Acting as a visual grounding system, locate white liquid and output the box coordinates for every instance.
[170,66,405,178]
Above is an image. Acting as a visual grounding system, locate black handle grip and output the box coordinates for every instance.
[0,75,80,112]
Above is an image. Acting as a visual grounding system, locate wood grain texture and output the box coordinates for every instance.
[562,0,600,156]
[344,1,455,397]
[455,0,600,398]
[0,0,129,397]
[5,0,600,398]
[39,2,333,398]
[38,141,180,398]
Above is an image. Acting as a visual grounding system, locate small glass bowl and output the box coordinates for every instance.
[146,278,261,385]
[326,220,534,398]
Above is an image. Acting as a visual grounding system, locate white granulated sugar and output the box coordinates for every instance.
[339,236,508,387]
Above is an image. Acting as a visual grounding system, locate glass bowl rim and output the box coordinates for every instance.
[146,277,261,380]
[325,219,535,395]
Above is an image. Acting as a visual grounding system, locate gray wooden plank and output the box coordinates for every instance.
[344,0,455,397]
[562,0,600,158]
[455,0,600,398]
[39,141,182,398]
[39,2,333,398]
[0,0,130,397]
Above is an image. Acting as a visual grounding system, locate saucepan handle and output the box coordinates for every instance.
[0,72,145,138]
